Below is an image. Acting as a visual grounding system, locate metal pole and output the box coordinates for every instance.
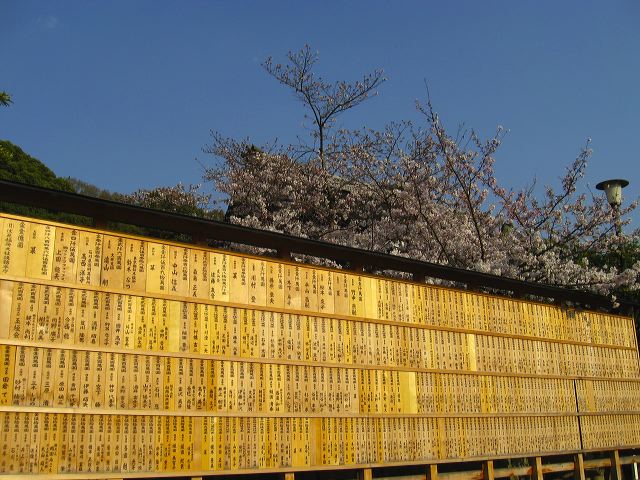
[613,204,625,274]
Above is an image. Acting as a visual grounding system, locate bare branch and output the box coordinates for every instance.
[263,45,385,167]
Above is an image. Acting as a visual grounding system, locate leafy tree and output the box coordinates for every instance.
[263,45,385,168]
[66,177,125,202]
[0,140,88,223]
[0,92,11,107]
[0,140,224,248]
[0,140,73,191]
[0,141,223,233]
[585,238,640,306]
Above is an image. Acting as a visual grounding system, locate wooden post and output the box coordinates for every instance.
[574,453,586,480]
[609,450,622,480]
[350,262,364,272]
[426,464,438,480]
[512,289,526,299]
[465,281,479,292]
[192,233,208,246]
[93,217,107,229]
[531,456,544,480]
[358,468,373,480]
[483,460,495,480]
[278,248,291,260]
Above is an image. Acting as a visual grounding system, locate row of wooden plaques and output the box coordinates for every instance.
[0,412,589,474]
[0,215,634,347]
[1,281,637,379]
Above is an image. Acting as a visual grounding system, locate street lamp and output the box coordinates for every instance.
[596,178,629,235]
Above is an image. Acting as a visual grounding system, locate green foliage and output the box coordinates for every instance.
[0,140,223,243]
[0,140,74,191]
[0,92,11,107]
[586,238,640,304]
[0,140,90,224]
[586,239,640,274]
[66,177,125,202]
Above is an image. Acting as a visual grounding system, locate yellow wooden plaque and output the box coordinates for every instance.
[0,212,638,476]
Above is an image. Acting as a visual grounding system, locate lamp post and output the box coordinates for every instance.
[595,179,629,236]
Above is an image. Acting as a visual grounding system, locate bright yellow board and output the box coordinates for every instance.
[0,212,638,477]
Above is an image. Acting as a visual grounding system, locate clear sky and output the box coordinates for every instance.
[2,1,639,225]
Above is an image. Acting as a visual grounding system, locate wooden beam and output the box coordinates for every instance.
[0,179,615,309]
[482,460,495,480]
[426,464,438,480]
[531,456,544,480]
[493,466,530,478]
[584,458,612,470]
[283,473,295,480]
[620,454,640,465]
[574,453,586,480]
[610,450,622,480]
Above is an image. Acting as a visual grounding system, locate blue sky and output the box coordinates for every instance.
[2,1,639,225]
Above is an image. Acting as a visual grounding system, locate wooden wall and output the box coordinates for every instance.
[0,213,638,477]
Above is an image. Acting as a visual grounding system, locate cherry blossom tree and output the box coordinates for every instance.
[204,48,639,298]
[263,45,385,168]
[123,183,222,220]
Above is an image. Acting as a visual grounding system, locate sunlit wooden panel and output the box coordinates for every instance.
[0,212,637,477]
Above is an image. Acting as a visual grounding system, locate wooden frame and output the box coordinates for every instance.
[0,212,638,478]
